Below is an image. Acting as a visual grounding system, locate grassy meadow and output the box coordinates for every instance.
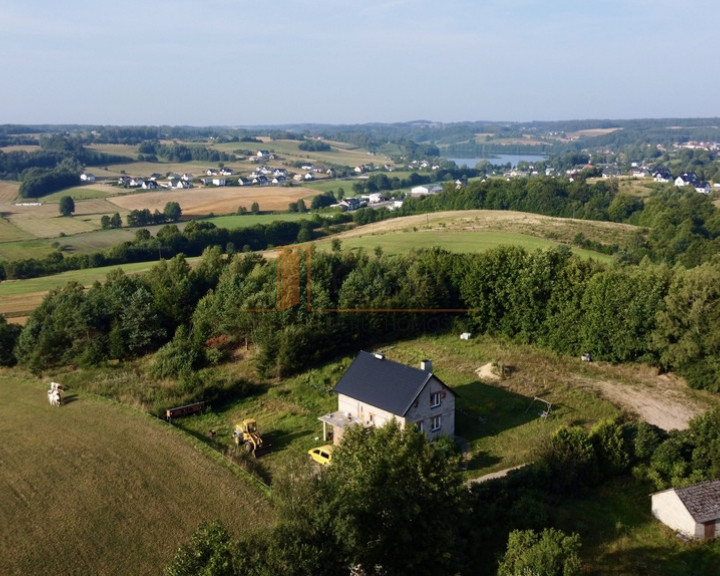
[197,212,313,229]
[0,260,161,323]
[161,333,720,575]
[2,328,718,574]
[312,227,615,262]
[0,371,272,576]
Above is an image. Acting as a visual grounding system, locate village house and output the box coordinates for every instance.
[695,181,711,194]
[80,173,96,183]
[337,197,365,211]
[410,184,443,196]
[653,168,673,183]
[652,479,720,540]
[675,172,699,188]
[317,351,456,445]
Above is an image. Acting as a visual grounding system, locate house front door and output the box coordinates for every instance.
[704,521,716,540]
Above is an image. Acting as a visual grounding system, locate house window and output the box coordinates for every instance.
[417,420,425,433]
[430,391,441,408]
[431,415,442,432]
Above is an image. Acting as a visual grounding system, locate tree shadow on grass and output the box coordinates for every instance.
[453,379,542,443]
[264,429,311,452]
[202,378,269,412]
[547,477,720,576]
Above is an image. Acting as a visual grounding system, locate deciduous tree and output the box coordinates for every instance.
[58,195,75,216]
[317,421,466,576]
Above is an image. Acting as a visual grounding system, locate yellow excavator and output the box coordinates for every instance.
[233,419,270,457]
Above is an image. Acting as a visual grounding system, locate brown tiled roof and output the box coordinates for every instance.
[675,479,720,523]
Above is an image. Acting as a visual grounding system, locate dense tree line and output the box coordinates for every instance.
[0,215,344,280]
[125,201,182,227]
[155,143,233,163]
[298,139,331,152]
[7,242,720,393]
[19,165,80,198]
[0,134,131,181]
[403,178,720,267]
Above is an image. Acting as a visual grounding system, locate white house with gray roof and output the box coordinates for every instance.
[318,351,456,445]
[652,479,720,540]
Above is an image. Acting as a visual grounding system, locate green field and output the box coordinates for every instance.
[42,186,112,202]
[0,218,34,243]
[55,227,136,254]
[557,478,720,575]
[198,212,312,229]
[0,260,159,296]
[0,238,57,262]
[313,228,615,262]
[0,372,272,576]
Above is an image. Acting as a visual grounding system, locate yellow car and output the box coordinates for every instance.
[308,445,333,466]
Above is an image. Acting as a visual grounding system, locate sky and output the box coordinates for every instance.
[1,0,718,126]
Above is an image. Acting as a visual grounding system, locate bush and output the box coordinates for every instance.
[150,326,204,380]
[498,528,582,576]
[541,426,598,492]
[589,419,631,480]
[0,315,22,366]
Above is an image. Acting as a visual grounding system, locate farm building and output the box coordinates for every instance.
[410,184,443,196]
[318,351,455,445]
[651,479,720,540]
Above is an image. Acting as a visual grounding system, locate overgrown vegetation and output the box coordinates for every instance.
[163,410,720,576]
[5,240,720,392]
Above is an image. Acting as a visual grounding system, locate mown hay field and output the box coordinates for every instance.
[1,199,121,238]
[212,138,385,168]
[106,186,320,216]
[0,181,20,202]
[0,373,272,576]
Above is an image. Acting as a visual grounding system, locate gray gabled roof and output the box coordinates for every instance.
[675,479,720,523]
[333,351,453,417]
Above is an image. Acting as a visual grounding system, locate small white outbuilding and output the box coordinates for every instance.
[651,479,720,540]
